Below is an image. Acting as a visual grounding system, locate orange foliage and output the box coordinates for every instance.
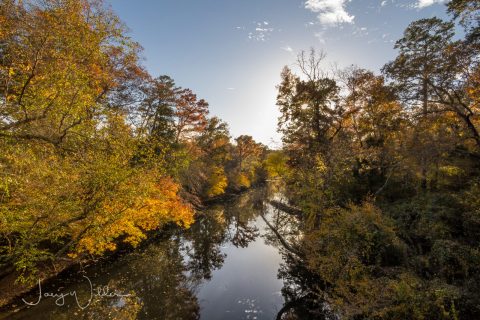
[75,177,194,256]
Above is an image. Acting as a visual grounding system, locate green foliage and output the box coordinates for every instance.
[303,202,405,317]
[302,202,466,319]
[274,2,480,317]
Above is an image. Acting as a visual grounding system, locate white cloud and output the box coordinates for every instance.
[282,45,293,52]
[381,0,388,7]
[416,0,445,8]
[305,0,354,26]
[248,22,274,41]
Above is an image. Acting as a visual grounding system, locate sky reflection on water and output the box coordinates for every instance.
[2,185,310,320]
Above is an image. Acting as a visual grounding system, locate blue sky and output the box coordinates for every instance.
[108,0,452,146]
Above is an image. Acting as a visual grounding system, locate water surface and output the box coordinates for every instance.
[2,186,309,320]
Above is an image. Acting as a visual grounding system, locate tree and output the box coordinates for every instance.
[174,89,209,142]
[383,18,466,188]
[264,151,289,179]
[448,0,480,43]
[229,135,265,189]
[179,116,232,199]
[273,4,480,319]
[342,68,407,196]
[234,135,263,170]
[0,0,145,146]
[276,50,350,212]
[277,50,342,167]
[138,75,177,144]
[384,16,480,151]
[383,18,455,116]
[196,116,231,163]
[0,0,194,283]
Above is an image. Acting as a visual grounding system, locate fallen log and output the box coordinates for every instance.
[269,200,303,217]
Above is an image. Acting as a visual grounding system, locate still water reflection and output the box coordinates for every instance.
[2,185,315,320]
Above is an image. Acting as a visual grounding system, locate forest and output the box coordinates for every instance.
[0,0,479,319]
[0,0,267,291]
[274,0,480,318]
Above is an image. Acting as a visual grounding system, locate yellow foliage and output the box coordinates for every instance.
[75,177,194,256]
[235,173,251,188]
[264,151,289,179]
[439,165,464,177]
[206,166,228,198]
[0,110,195,280]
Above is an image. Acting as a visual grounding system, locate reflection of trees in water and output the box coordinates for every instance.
[183,185,329,320]
[69,239,200,319]
[262,208,301,251]
[126,238,200,319]
[182,190,266,282]
[130,186,334,320]
[276,253,334,320]
[183,206,228,281]
[259,197,336,320]
[13,238,201,320]
[230,221,258,248]
[9,185,334,320]
[228,192,261,248]
[134,187,333,320]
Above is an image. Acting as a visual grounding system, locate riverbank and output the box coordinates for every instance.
[0,224,180,310]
